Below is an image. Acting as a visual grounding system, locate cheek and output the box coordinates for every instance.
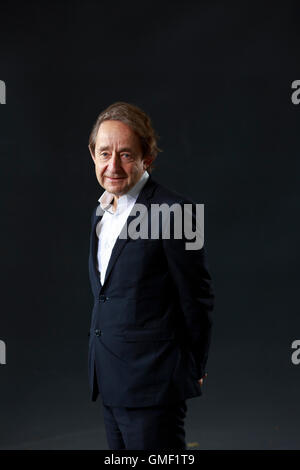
[96,163,105,177]
[129,163,141,175]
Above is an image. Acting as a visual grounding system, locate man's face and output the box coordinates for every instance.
[90,120,154,197]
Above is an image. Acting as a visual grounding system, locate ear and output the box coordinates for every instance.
[88,144,96,163]
[142,155,155,170]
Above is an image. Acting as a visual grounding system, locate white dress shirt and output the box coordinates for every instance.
[96,170,150,285]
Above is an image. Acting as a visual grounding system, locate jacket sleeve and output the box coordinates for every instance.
[162,199,215,379]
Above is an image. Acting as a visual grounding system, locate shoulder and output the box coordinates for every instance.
[90,205,98,224]
[150,177,196,206]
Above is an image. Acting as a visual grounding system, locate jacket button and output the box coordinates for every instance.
[99,295,108,302]
[95,329,101,337]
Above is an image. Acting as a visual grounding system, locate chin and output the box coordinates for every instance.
[108,183,128,194]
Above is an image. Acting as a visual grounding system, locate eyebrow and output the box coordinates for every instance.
[97,146,133,153]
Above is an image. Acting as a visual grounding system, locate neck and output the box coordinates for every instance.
[112,195,119,212]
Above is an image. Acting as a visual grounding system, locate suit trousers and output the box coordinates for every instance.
[101,399,188,450]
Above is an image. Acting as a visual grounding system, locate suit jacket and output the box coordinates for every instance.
[87,173,215,407]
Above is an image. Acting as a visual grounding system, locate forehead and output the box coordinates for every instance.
[95,120,138,147]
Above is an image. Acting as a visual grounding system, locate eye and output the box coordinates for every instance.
[122,153,133,160]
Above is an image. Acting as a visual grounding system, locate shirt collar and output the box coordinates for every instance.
[98,170,150,215]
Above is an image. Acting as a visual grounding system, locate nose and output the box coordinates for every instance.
[108,152,122,173]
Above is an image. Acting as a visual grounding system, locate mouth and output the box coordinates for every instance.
[106,176,126,181]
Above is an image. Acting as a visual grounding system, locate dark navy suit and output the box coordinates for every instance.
[87,174,215,448]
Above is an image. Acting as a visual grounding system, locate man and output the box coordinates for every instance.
[87,101,215,450]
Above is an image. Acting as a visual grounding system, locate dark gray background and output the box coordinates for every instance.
[0,0,299,449]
